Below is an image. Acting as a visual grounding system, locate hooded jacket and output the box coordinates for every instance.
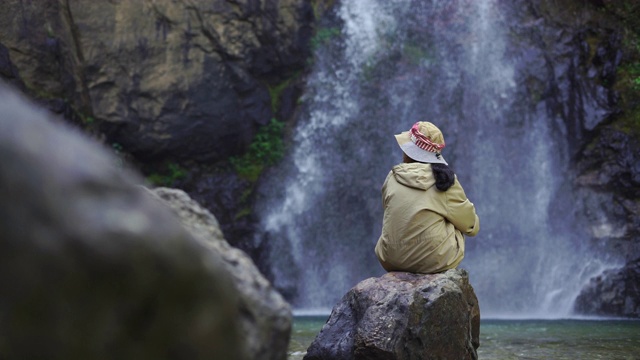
[374,162,480,274]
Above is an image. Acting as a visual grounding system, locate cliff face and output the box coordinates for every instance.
[574,258,640,318]
[0,0,319,260]
[502,0,640,316]
[573,0,640,259]
[0,0,313,162]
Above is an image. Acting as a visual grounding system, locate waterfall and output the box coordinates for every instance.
[255,0,619,317]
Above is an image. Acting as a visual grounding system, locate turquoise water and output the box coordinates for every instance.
[289,316,640,360]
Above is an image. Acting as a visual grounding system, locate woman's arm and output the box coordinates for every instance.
[444,179,480,236]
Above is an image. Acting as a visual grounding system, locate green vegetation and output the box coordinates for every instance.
[310,27,340,50]
[604,1,640,33]
[82,115,95,125]
[624,62,640,91]
[147,162,188,187]
[599,1,640,138]
[267,73,299,113]
[45,22,54,38]
[614,45,640,137]
[230,118,285,182]
[234,206,253,221]
[402,42,433,66]
[311,0,336,21]
[111,142,125,167]
[241,76,291,183]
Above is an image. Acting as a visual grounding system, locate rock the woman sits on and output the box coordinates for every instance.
[375,121,480,274]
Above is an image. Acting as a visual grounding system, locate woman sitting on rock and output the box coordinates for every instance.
[375,121,480,274]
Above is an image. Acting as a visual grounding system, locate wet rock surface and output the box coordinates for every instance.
[574,258,640,318]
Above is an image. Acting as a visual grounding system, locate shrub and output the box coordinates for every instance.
[230,118,285,181]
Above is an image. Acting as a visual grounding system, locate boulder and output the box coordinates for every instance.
[0,83,243,359]
[0,0,313,162]
[304,269,480,360]
[574,258,640,318]
[149,187,292,360]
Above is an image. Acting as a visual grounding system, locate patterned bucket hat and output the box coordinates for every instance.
[394,121,447,165]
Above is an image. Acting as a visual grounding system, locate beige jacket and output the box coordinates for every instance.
[374,162,480,273]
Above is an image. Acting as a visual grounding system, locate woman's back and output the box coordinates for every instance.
[374,122,480,274]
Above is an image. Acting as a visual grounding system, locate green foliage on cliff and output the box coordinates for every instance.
[147,162,187,187]
[267,73,300,113]
[602,1,640,34]
[311,27,340,50]
[311,0,337,21]
[600,0,640,137]
[616,45,640,137]
[230,118,285,182]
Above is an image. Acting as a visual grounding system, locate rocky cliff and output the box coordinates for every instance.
[509,0,640,316]
[0,0,325,260]
[574,258,640,318]
[0,0,313,162]
[567,0,640,315]
[568,0,640,263]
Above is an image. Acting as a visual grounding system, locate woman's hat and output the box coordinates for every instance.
[394,122,448,165]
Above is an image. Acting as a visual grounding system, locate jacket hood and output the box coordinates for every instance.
[392,163,435,190]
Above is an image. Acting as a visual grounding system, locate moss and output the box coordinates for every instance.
[234,207,253,221]
[523,75,545,105]
[601,0,640,139]
[81,114,95,125]
[311,0,337,21]
[585,35,601,65]
[310,27,340,51]
[402,41,434,66]
[603,1,640,35]
[230,118,285,182]
[230,161,264,183]
[267,73,299,113]
[147,162,188,187]
[611,109,640,138]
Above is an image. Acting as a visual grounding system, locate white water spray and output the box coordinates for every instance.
[256,0,619,317]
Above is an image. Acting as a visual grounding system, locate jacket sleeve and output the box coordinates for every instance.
[444,178,480,236]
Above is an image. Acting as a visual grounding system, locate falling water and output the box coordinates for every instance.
[255,0,619,317]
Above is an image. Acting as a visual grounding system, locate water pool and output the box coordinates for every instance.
[289,316,640,359]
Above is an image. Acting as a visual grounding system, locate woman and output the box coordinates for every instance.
[374,121,480,274]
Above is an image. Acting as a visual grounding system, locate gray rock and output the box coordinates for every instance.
[0,83,243,359]
[304,269,480,360]
[574,258,640,318]
[149,187,292,360]
[574,126,640,255]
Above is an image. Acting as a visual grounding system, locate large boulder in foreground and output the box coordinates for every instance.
[150,187,292,360]
[574,258,640,318]
[0,83,243,359]
[304,269,480,360]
